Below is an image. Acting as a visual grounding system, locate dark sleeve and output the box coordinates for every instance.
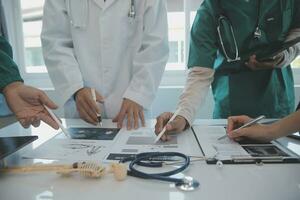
[0,36,23,92]
[291,0,300,29]
[187,1,219,69]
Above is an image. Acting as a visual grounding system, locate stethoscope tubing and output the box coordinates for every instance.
[122,152,190,184]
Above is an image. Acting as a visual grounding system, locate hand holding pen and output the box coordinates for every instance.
[74,87,104,126]
[218,115,265,140]
[91,88,102,126]
[221,115,274,142]
[154,108,188,142]
[44,105,70,138]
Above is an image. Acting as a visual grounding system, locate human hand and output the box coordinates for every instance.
[113,98,145,130]
[154,112,187,142]
[3,82,59,129]
[245,54,283,70]
[227,115,275,142]
[75,87,104,125]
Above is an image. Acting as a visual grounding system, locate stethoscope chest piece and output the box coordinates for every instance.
[175,176,200,191]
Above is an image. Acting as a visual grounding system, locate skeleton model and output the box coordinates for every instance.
[0,162,127,181]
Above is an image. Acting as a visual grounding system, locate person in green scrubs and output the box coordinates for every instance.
[0,36,59,129]
[155,0,300,141]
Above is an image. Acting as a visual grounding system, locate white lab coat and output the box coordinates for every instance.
[41,0,169,118]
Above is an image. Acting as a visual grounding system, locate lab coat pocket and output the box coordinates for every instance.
[66,0,88,29]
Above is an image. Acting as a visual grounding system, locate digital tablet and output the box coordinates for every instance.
[257,37,300,62]
[0,136,38,160]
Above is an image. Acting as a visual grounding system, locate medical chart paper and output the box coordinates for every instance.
[105,127,200,162]
[24,126,201,162]
[192,126,250,160]
[23,127,121,161]
[23,138,113,161]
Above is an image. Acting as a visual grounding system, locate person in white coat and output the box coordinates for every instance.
[41,0,169,130]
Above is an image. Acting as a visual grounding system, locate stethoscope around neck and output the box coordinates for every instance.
[128,0,136,18]
[120,152,200,191]
[216,0,263,63]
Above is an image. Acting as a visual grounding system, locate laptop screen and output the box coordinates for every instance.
[0,136,38,160]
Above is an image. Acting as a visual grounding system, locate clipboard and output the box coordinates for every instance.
[192,126,300,165]
[206,142,300,164]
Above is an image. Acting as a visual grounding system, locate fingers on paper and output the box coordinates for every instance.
[227,115,252,133]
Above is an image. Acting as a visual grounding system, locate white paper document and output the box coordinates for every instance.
[192,126,250,160]
[24,125,200,162]
[23,139,112,161]
[105,127,198,162]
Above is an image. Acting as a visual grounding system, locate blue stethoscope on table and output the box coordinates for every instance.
[120,152,200,191]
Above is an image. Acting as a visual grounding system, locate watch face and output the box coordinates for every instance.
[0,136,38,159]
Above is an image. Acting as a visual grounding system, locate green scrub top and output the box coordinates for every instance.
[188,0,300,119]
[0,36,23,92]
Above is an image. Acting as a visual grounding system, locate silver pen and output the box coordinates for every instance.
[218,115,266,140]
[91,88,102,127]
[154,108,181,143]
[44,105,70,138]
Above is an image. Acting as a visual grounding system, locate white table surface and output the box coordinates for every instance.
[0,119,300,200]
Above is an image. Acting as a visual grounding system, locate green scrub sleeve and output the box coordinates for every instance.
[292,0,300,29]
[0,36,23,92]
[187,2,218,69]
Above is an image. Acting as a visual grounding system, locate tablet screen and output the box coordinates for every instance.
[256,37,300,61]
[0,136,38,160]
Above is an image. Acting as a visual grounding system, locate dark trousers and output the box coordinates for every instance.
[297,102,300,111]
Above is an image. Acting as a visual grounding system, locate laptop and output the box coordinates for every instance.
[0,136,38,160]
